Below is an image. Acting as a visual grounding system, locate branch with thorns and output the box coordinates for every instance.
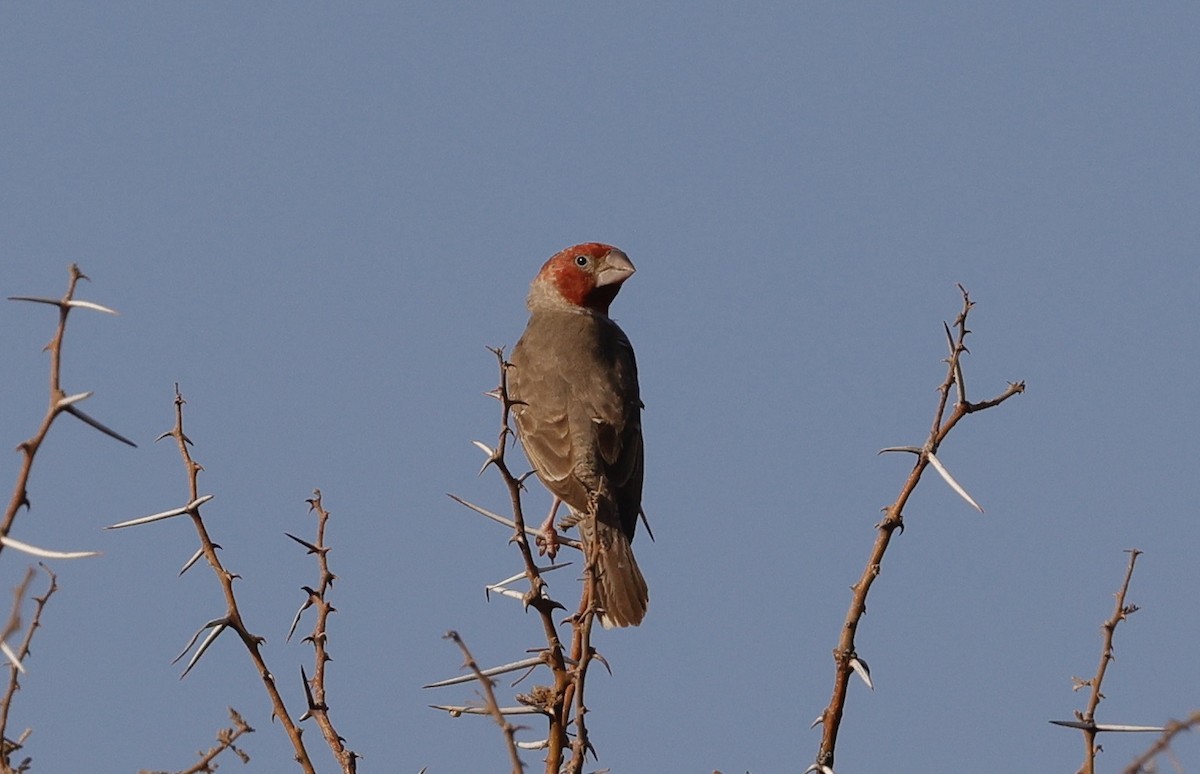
[1049,550,1167,774]
[431,347,608,774]
[3,265,128,561]
[0,566,57,773]
[444,630,524,774]
[287,490,359,773]
[1,265,132,770]
[107,386,317,773]
[812,286,1025,773]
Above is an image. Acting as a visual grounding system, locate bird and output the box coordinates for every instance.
[508,242,649,628]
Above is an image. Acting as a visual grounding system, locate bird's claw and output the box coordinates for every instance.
[535,515,560,560]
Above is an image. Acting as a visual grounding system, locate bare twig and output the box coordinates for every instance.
[814,286,1025,770]
[293,490,359,773]
[138,707,254,774]
[445,631,524,774]
[0,566,56,771]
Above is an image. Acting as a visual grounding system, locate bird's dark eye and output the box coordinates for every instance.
[574,254,590,267]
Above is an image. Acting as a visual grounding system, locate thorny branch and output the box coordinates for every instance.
[445,630,523,774]
[434,347,604,774]
[290,490,358,773]
[3,264,133,559]
[565,570,600,770]
[2,265,128,771]
[1071,549,1143,774]
[157,385,316,773]
[814,286,1025,772]
[0,566,56,773]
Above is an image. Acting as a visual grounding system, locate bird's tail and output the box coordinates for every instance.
[580,518,648,629]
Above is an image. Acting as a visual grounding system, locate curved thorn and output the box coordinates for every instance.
[178,547,205,576]
[926,452,984,512]
[878,445,922,455]
[0,641,26,674]
[850,656,874,690]
[64,299,119,315]
[287,599,311,642]
[0,535,100,560]
[180,623,228,679]
[485,585,527,602]
[56,391,94,409]
[299,664,317,710]
[173,617,228,664]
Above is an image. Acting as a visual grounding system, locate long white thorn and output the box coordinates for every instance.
[105,495,214,529]
[423,655,544,689]
[0,641,26,674]
[55,391,94,409]
[446,494,581,549]
[926,452,984,513]
[180,623,228,679]
[428,704,541,716]
[0,535,100,559]
[65,299,119,315]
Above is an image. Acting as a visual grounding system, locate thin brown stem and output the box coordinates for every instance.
[297,490,358,773]
[816,287,1025,770]
[445,631,524,774]
[139,707,255,774]
[1075,549,1142,774]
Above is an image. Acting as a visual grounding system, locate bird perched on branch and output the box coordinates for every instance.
[508,243,649,628]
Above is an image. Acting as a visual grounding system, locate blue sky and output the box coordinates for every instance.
[2,4,1197,772]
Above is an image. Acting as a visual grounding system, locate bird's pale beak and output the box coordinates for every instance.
[595,249,636,287]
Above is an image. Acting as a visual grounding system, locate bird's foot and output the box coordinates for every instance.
[535,513,560,560]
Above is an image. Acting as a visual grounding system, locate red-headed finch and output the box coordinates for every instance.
[509,243,648,628]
